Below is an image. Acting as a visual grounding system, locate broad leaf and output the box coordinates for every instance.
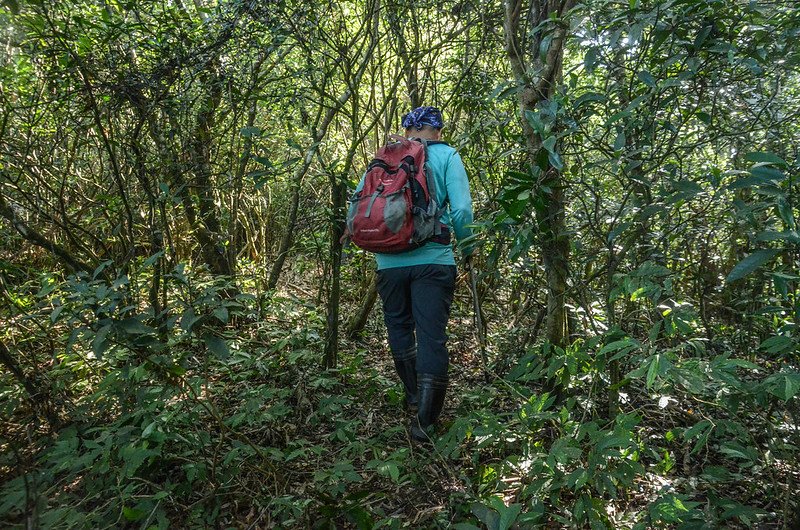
[636,70,657,87]
[181,308,202,333]
[764,372,800,401]
[758,335,794,355]
[725,249,779,283]
[203,334,230,359]
[117,317,154,335]
[745,152,787,166]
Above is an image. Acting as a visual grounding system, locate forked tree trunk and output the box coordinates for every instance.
[323,0,382,368]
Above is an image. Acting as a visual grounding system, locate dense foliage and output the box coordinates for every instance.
[1,0,798,527]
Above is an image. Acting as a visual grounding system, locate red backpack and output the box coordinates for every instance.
[347,136,449,253]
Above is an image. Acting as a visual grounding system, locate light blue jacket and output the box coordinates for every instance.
[355,141,473,270]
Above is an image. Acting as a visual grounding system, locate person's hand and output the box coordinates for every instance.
[339,228,350,245]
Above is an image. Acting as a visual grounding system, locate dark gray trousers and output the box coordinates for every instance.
[376,264,457,377]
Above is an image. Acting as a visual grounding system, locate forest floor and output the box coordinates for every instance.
[252,282,792,529]
[237,283,662,528]
[265,293,500,527]
[2,279,795,528]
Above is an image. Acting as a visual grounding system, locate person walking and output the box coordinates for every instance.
[352,106,474,442]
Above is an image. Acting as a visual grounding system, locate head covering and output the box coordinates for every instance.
[401,106,444,130]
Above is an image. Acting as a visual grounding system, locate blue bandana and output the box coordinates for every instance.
[401,106,444,130]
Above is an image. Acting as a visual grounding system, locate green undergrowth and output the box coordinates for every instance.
[1,266,798,528]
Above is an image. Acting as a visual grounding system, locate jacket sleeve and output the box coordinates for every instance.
[444,151,474,246]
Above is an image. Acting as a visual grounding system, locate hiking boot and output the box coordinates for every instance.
[410,373,447,443]
[392,348,418,411]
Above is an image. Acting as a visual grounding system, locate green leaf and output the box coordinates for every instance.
[648,321,662,343]
[203,334,230,359]
[377,462,400,483]
[92,325,112,359]
[773,272,795,298]
[542,136,556,154]
[524,111,545,135]
[672,180,702,195]
[636,70,657,87]
[142,251,164,267]
[548,151,564,171]
[719,500,764,523]
[607,221,631,243]
[693,25,713,48]
[123,506,146,522]
[574,92,606,108]
[240,126,261,137]
[614,131,626,151]
[489,81,517,101]
[50,304,64,323]
[624,94,648,113]
[93,260,112,280]
[727,175,779,190]
[719,442,756,463]
[745,152,787,166]
[683,420,712,441]
[696,111,712,124]
[719,358,759,370]
[498,503,522,530]
[725,249,780,283]
[181,308,202,333]
[599,338,640,356]
[596,433,634,452]
[749,165,785,181]
[501,197,527,220]
[471,502,500,530]
[756,230,800,244]
[117,317,154,335]
[649,495,692,523]
[607,110,631,125]
[776,198,796,229]
[119,444,155,478]
[584,47,599,73]
[142,421,158,438]
[213,306,229,324]
[759,335,794,355]
[765,372,800,401]
[646,354,661,388]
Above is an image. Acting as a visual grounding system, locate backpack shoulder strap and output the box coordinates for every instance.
[408,138,435,201]
[414,138,444,237]
[419,138,436,201]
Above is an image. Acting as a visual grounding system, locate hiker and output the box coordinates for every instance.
[348,106,474,442]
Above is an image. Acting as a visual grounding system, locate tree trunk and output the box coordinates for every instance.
[267,174,304,291]
[324,180,348,368]
[503,0,575,350]
[346,271,378,339]
[541,181,570,348]
[190,74,234,278]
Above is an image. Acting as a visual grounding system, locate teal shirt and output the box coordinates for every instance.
[355,141,474,270]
